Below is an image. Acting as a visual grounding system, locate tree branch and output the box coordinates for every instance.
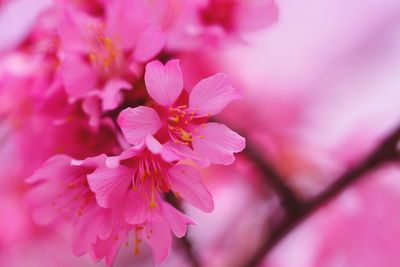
[244,137,304,215]
[243,124,400,267]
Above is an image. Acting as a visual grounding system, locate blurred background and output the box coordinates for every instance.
[1,0,400,266]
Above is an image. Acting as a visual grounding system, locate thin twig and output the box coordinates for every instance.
[243,124,400,267]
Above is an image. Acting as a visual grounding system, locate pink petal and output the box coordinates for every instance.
[192,122,245,166]
[71,208,101,257]
[144,59,183,106]
[82,96,101,129]
[105,0,147,49]
[61,54,97,99]
[118,106,162,145]
[162,202,196,238]
[189,73,242,115]
[124,191,163,224]
[162,140,209,167]
[143,221,171,264]
[26,154,72,183]
[101,78,132,111]
[87,165,132,208]
[58,8,94,52]
[24,182,59,225]
[168,164,214,212]
[92,228,128,266]
[97,209,113,240]
[134,26,166,63]
[146,134,163,154]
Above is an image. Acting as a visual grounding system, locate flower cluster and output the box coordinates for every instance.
[0,0,277,265]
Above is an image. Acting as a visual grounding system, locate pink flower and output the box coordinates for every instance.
[58,1,166,112]
[25,153,195,265]
[87,144,214,216]
[143,0,278,49]
[25,154,124,263]
[118,59,246,167]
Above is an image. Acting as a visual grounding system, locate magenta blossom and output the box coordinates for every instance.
[25,153,195,265]
[118,59,246,167]
[59,0,166,113]
[87,144,214,218]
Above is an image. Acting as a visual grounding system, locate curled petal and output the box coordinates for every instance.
[101,78,132,111]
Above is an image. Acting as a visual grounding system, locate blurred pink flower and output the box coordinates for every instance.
[58,1,166,112]
[118,59,245,167]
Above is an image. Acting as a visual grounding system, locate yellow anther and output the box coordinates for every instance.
[201,124,206,127]
[181,132,192,141]
[170,117,179,124]
[190,112,195,115]
[207,113,212,116]
[89,53,96,61]
[199,135,204,139]
[194,129,199,132]
[185,142,189,146]
[132,186,138,191]
[182,105,187,108]
[103,60,111,67]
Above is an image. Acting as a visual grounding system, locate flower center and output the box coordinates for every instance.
[87,24,122,75]
[132,156,171,209]
[167,105,208,146]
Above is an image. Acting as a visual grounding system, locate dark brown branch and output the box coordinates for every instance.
[243,124,400,267]
[244,142,304,215]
